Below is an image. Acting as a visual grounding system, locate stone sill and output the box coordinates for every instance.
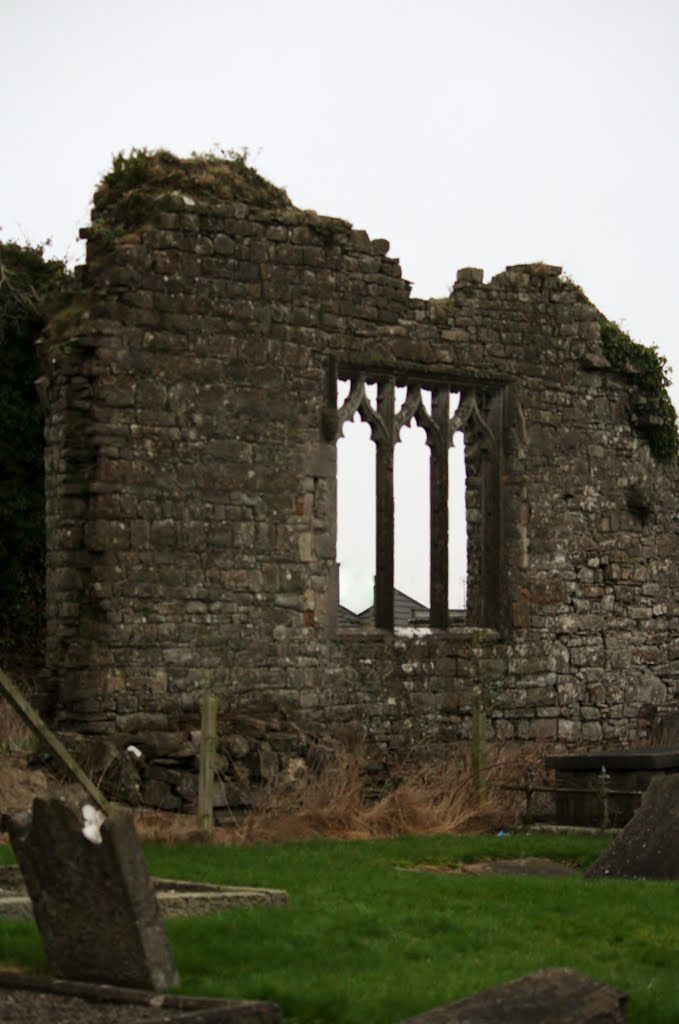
[336,625,500,645]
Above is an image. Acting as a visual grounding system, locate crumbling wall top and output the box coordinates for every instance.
[90,149,292,234]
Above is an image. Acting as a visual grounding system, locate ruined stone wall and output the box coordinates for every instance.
[41,155,679,810]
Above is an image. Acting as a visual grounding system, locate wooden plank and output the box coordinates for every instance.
[0,667,110,814]
[471,690,486,805]
[197,692,217,834]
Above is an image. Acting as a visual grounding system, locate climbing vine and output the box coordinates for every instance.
[0,240,68,666]
[598,313,678,460]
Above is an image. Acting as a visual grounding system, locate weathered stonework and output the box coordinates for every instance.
[40,153,679,809]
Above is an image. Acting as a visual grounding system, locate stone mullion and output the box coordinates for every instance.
[375,380,395,630]
[429,389,449,628]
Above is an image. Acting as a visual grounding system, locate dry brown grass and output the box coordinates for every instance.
[0,695,549,848]
[131,741,548,846]
[235,742,540,844]
[132,807,232,845]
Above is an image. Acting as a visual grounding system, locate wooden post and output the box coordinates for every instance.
[198,692,217,835]
[471,689,486,805]
[0,667,110,814]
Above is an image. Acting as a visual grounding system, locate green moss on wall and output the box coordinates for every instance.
[598,313,678,460]
[92,147,291,235]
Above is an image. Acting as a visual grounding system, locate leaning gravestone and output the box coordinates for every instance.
[585,774,679,880]
[395,967,627,1023]
[8,796,180,991]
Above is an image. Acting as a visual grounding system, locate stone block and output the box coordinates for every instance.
[213,777,254,809]
[530,718,558,740]
[222,732,251,759]
[395,967,626,1022]
[8,797,179,990]
[136,730,198,759]
[455,267,484,284]
[101,748,144,805]
[142,778,182,811]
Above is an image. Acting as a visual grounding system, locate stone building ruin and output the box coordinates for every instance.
[39,152,679,811]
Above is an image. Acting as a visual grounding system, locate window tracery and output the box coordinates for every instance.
[325,366,503,631]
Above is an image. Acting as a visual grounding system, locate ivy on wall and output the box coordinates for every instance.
[0,240,67,665]
[598,313,678,461]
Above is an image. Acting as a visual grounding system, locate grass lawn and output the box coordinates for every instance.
[0,832,677,1023]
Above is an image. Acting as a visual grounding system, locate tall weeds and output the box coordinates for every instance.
[234,742,542,844]
[133,741,542,846]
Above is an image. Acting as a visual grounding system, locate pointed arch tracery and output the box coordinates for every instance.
[327,367,503,631]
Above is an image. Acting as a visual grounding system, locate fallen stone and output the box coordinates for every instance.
[395,967,627,1023]
[8,796,179,991]
[0,970,283,1022]
[585,773,679,879]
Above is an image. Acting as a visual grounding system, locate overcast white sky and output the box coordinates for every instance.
[2,0,678,612]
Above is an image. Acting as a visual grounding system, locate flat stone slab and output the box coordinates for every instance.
[8,797,179,991]
[395,966,627,1023]
[547,746,679,772]
[154,878,288,916]
[396,858,578,877]
[586,774,679,880]
[0,970,282,1023]
[0,865,287,920]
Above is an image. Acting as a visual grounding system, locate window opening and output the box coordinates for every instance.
[329,368,497,631]
[449,395,467,614]
[394,387,430,609]
[336,380,376,614]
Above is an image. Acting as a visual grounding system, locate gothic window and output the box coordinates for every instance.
[325,364,505,632]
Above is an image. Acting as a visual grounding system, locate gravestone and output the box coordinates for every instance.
[395,967,627,1023]
[585,774,679,880]
[8,796,180,990]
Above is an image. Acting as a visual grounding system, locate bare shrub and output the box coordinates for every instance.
[133,808,208,844]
